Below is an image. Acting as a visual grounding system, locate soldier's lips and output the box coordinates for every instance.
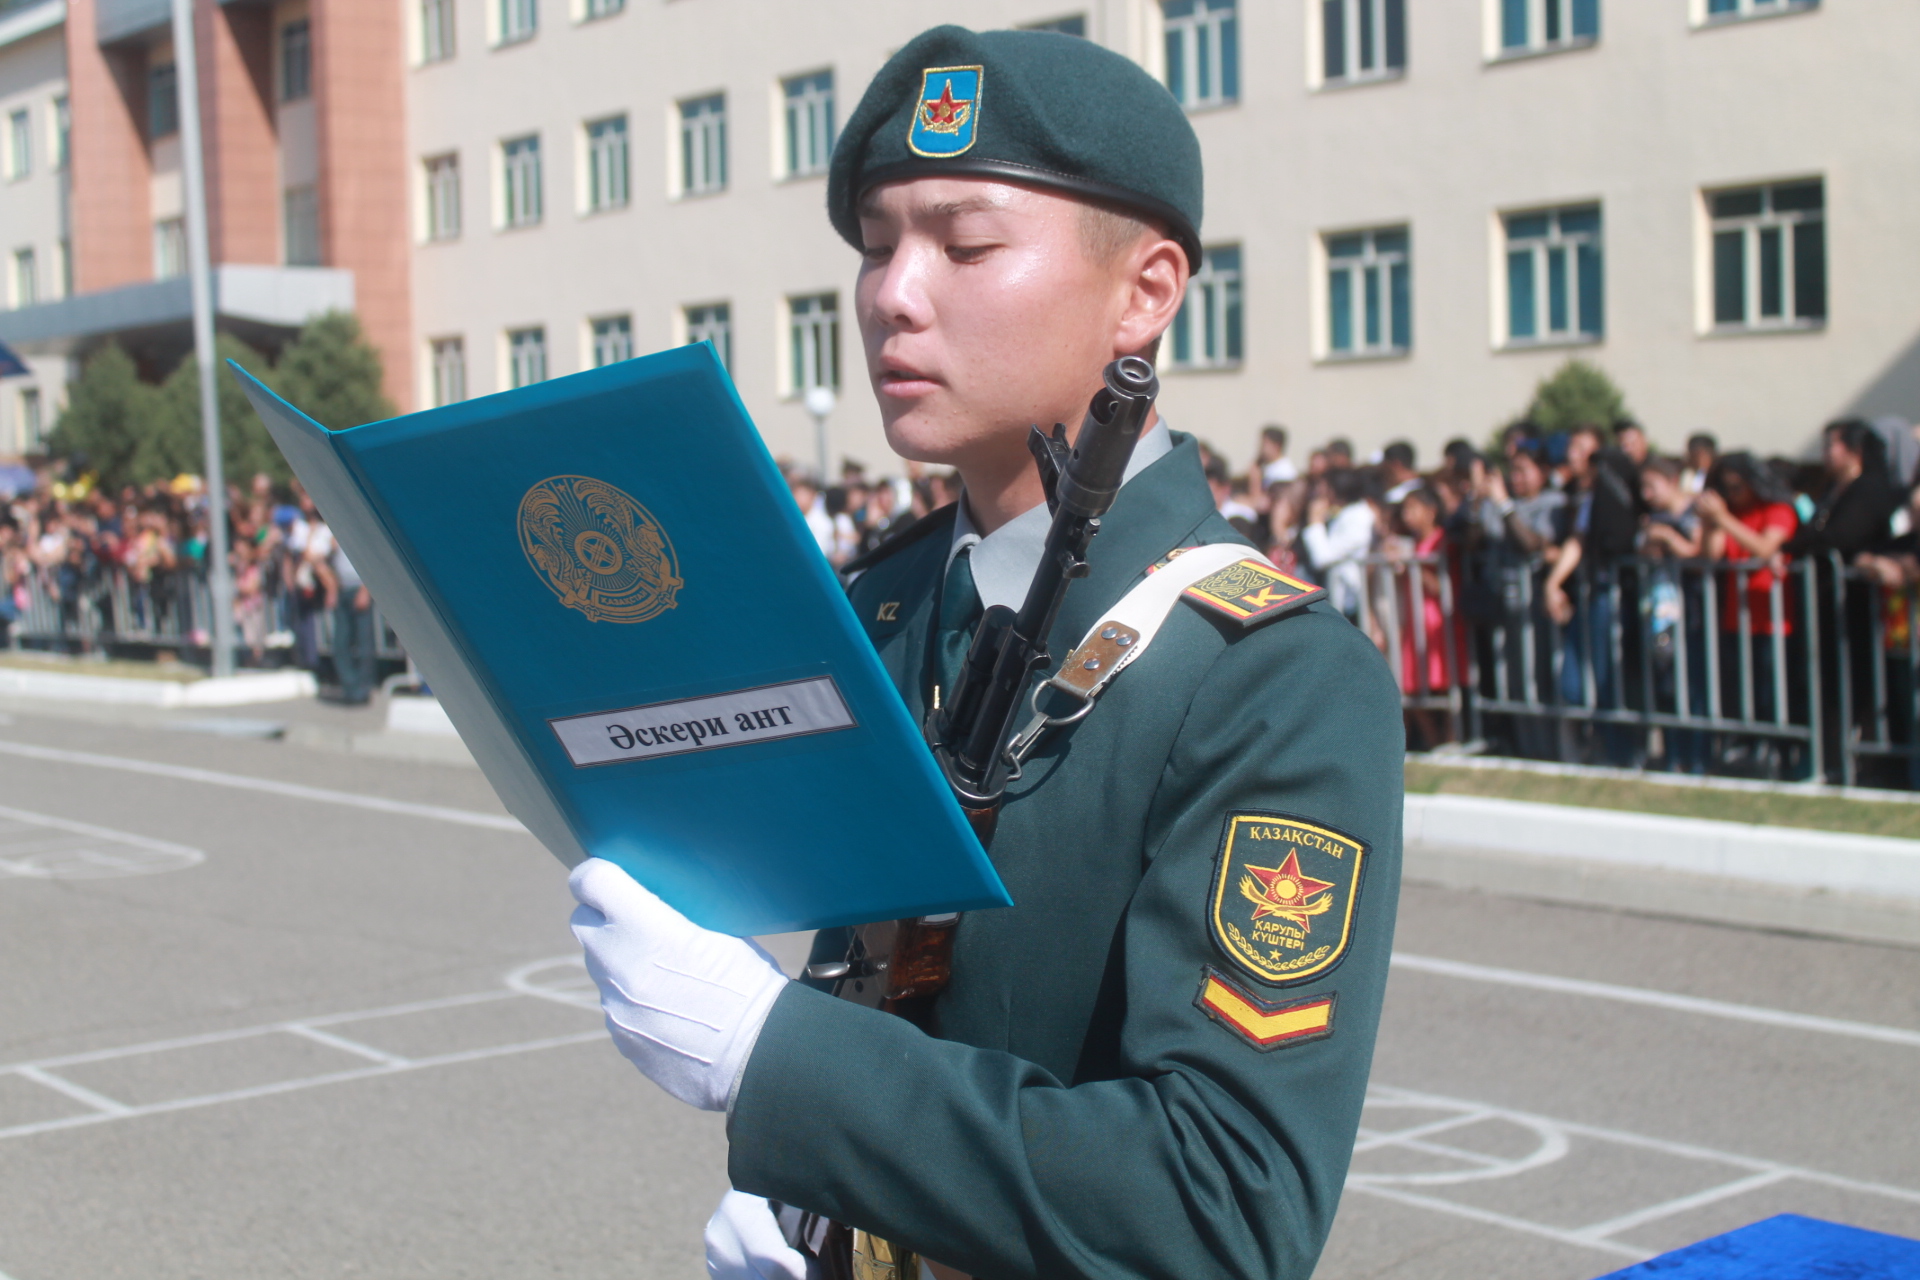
[877,369,941,398]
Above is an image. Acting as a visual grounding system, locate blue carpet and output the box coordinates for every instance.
[1594,1214,1920,1278]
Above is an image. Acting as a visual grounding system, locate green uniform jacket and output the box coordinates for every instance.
[728,437,1404,1280]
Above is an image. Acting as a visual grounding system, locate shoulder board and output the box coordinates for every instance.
[1172,552,1325,630]
[839,504,956,578]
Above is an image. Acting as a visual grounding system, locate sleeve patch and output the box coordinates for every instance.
[1195,967,1336,1051]
[1182,559,1324,627]
[1208,811,1368,987]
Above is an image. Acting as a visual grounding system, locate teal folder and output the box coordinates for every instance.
[232,345,1009,936]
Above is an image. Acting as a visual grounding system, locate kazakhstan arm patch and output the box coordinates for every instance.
[1208,812,1368,987]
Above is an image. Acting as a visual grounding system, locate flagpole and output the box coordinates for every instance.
[169,0,236,677]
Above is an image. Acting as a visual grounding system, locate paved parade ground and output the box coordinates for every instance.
[0,700,1916,1280]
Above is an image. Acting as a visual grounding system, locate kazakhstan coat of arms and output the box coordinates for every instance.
[517,475,683,624]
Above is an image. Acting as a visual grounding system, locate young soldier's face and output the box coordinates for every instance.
[855,178,1181,473]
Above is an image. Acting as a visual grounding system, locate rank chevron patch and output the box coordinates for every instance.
[1182,558,1324,627]
[1194,967,1336,1051]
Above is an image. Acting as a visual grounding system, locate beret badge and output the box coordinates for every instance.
[908,66,983,158]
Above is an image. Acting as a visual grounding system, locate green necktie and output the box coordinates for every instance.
[935,545,981,703]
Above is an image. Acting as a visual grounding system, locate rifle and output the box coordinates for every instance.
[806,356,1159,1020]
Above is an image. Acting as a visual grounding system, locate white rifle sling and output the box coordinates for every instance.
[1005,542,1275,765]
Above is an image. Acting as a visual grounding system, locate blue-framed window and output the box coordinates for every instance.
[1504,205,1602,343]
[1163,0,1237,108]
[1326,228,1409,355]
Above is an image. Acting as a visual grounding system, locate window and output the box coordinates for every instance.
[1709,180,1824,330]
[153,218,186,278]
[588,315,633,367]
[788,293,838,393]
[280,20,312,101]
[582,0,623,19]
[148,63,179,140]
[501,134,542,227]
[52,97,69,169]
[585,115,629,211]
[19,388,43,448]
[1169,245,1242,369]
[1705,0,1816,20]
[1505,205,1601,343]
[424,153,461,240]
[508,327,547,387]
[1500,0,1598,53]
[1325,228,1410,356]
[284,185,321,265]
[1163,0,1237,109]
[1023,14,1087,35]
[499,0,536,44]
[55,239,71,298]
[421,0,456,61]
[1322,0,1405,84]
[783,72,834,179]
[9,248,34,308]
[679,94,726,195]
[430,337,466,405]
[685,302,731,372]
[6,109,28,179]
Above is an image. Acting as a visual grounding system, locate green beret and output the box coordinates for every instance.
[828,25,1203,268]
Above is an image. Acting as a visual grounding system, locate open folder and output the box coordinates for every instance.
[232,344,1008,936]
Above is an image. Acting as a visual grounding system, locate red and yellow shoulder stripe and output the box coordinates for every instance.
[1194,967,1336,1051]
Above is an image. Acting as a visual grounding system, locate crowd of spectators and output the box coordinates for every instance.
[1198,417,1920,782]
[0,471,377,703]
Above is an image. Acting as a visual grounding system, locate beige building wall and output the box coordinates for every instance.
[0,3,71,457]
[406,0,1920,476]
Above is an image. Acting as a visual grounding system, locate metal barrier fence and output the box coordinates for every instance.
[1358,550,1920,787]
[3,564,405,667]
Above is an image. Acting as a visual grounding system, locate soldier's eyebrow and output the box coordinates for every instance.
[857,190,1012,222]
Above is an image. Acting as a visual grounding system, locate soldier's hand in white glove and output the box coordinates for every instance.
[705,1191,815,1280]
[569,858,788,1112]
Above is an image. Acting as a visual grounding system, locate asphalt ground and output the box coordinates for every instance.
[0,699,1915,1279]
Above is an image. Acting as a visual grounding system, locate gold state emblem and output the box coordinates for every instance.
[1209,813,1367,987]
[517,475,683,624]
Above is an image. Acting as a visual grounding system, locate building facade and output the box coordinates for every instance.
[0,0,70,455]
[5,0,1917,472]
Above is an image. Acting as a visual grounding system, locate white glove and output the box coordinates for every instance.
[569,858,788,1112]
[705,1191,814,1280]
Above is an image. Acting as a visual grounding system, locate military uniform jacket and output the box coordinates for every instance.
[728,437,1404,1280]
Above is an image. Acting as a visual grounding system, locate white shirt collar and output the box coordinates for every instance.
[948,418,1175,611]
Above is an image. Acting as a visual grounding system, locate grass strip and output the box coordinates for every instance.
[1405,760,1920,841]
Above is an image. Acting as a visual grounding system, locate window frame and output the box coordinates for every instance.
[282,184,321,266]
[1697,0,1818,26]
[423,152,462,241]
[1315,0,1406,89]
[1500,203,1603,348]
[506,326,548,388]
[1492,0,1599,60]
[430,336,467,406]
[678,93,728,197]
[152,217,186,279]
[781,70,835,180]
[1162,0,1239,110]
[584,114,630,212]
[10,247,36,308]
[683,302,732,373]
[279,19,312,102]
[1319,226,1412,360]
[1169,244,1244,371]
[786,293,840,397]
[500,133,543,228]
[51,96,69,170]
[147,63,179,140]
[6,108,30,181]
[589,314,633,368]
[419,0,456,63]
[19,386,43,448]
[496,0,537,46]
[1703,179,1826,334]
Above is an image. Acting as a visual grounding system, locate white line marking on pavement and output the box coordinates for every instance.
[1350,1085,1920,1260]
[1392,952,1920,1049]
[12,1066,130,1116]
[0,803,206,880]
[282,1024,412,1068]
[0,739,526,833]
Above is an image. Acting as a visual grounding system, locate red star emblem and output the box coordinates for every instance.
[1240,851,1337,928]
[924,80,966,125]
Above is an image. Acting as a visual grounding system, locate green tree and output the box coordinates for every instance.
[1526,358,1628,435]
[274,311,395,431]
[147,334,288,486]
[44,343,158,489]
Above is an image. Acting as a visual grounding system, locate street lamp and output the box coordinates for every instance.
[803,384,836,486]
[169,0,236,678]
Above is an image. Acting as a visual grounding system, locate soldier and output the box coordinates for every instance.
[568,25,1404,1280]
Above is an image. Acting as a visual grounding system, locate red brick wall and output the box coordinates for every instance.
[199,0,279,265]
[312,0,413,410]
[66,0,153,292]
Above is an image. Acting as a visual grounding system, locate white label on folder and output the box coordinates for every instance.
[547,676,857,767]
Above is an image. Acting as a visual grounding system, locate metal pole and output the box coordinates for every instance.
[169,0,235,678]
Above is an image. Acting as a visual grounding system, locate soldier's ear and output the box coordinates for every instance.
[1116,237,1187,360]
